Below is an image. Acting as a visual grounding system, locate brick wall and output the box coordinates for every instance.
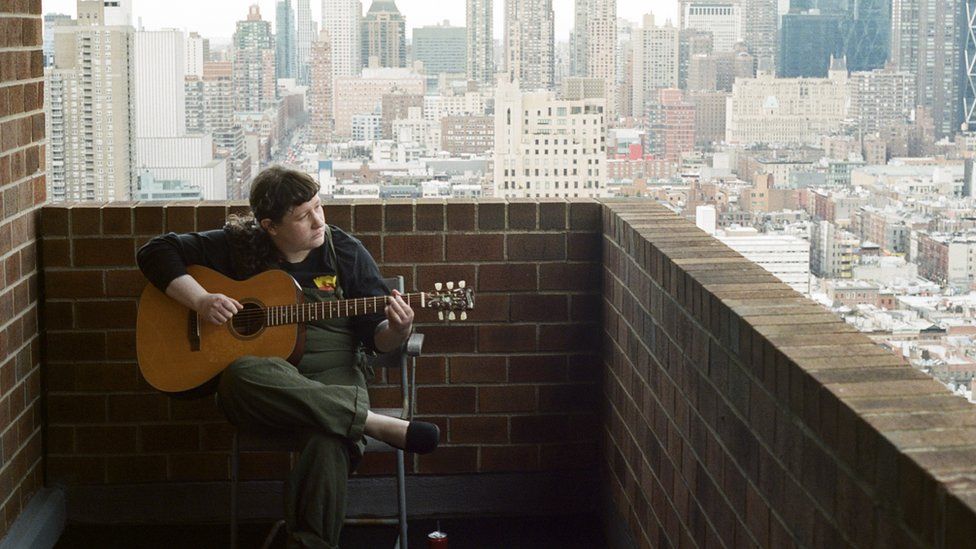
[602,202,976,547]
[39,199,603,484]
[0,0,45,538]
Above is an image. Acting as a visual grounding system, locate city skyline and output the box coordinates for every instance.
[42,0,678,41]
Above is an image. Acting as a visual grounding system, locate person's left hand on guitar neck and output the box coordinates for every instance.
[386,289,414,338]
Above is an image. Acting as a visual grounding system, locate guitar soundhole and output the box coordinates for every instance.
[230,302,265,338]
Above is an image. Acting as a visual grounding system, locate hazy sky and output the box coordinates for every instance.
[43,0,678,42]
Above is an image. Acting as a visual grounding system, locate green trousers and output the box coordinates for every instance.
[217,355,370,549]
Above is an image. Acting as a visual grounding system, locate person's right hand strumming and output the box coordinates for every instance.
[194,292,243,325]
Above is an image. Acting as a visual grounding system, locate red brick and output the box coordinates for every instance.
[322,203,352,229]
[107,393,169,422]
[417,446,477,474]
[105,269,149,297]
[446,202,476,230]
[165,204,197,232]
[507,234,566,261]
[170,453,228,481]
[133,205,164,234]
[196,205,227,230]
[73,238,134,267]
[106,330,136,360]
[478,263,537,292]
[446,233,504,261]
[449,416,508,444]
[539,442,598,470]
[415,386,476,414]
[568,232,601,261]
[508,202,537,229]
[43,270,103,298]
[383,202,413,231]
[352,203,382,232]
[45,332,105,361]
[106,455,167,483]
[415,202,444,231]
[46,394,106,424]
[449,355,507,383]
[47,456,104,484]
[464,293,508,322]
[539,263,600,291]
[414,324,476,353]
[479,385,536,412]
[46,425,74,454]
[73,363,141,392]
[479,324,536,352]
[74,300,136,329]
[75,426,138,453]
[383,234,443,263]
[141,424,200,452]
[477,201,505,230]
[540,384,598,412]
[509,355,567,382]
[569,201,601,230]
[70,206,101,235]
[539,324,600,352]
[511,294,568,322]
[102,202,132,235]
[480,445,540,472]
[539,201,567,230]
[40,207,69,236]
[511,415,571,443]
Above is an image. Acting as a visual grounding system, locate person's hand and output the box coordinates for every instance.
[194,293,243,325]
[385,290,414,338]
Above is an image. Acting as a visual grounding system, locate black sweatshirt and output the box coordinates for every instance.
[136,225,389,351]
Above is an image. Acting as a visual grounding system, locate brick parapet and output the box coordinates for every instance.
[602,201,976,547]
[0,0,45,539]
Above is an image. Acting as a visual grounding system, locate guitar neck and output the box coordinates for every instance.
[266,292,428,326]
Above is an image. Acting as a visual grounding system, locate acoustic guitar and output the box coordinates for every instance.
[136,265,474,393]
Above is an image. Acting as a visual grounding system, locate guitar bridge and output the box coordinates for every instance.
[188,311,201,351]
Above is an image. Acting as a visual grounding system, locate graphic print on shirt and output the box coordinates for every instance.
[313,274,337,292]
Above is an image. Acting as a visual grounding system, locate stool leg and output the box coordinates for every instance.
[396,448,407,549]
[231,433,239,549]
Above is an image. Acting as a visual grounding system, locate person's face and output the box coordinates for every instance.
[262,195,325,258]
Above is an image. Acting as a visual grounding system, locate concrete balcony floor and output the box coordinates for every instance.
[55,513,606,548]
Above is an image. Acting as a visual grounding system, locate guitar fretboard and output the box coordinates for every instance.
[265,292,427,326]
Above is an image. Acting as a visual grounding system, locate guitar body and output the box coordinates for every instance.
[136,265,305,393]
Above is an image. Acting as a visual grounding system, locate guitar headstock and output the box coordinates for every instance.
[426,281,475,321]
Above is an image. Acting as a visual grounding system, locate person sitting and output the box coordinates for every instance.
[137,165,439,548]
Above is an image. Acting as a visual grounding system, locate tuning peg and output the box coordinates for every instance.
[438,311,444,320]
[448,311,456,320]
[435,282,442,291]
[458,280,466,288]
[460,311,467,320]
[447,281,454,289]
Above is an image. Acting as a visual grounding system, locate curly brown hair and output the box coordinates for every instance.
[224,166,321,277]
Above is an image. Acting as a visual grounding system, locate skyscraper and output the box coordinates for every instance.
[742,0,777,72]
[574,0,617,115]
[466,0,493,84]
[135,30,227,200]
[631,14,678,117]
[843,0,890,72]
[276,0,297,79]
[43,12,71,66]
[891,0,964,138]
[46,0,136,201]
[233,5,277,113]
[295,0,317,84]
[322,0,361,79]
[505,0,555,90]
[361,0,406,68]
[965,0,976,130]
[308,30,334,145]
[412,22,467,90]
[679,0,741,53]
[779,12,845,78]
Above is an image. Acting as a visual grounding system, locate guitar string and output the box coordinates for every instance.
[227,293,442,323]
